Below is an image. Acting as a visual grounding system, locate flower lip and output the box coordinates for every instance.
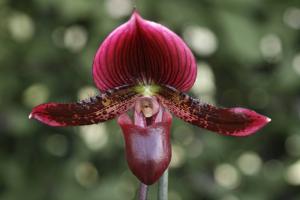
[92,11,197,92]
[118,110,172,185]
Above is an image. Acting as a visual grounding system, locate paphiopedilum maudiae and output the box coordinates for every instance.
[30,11,270,186]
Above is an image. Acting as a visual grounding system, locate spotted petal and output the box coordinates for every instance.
[93,11,197,92]
[29,85,141,126]
[156,85,271,136]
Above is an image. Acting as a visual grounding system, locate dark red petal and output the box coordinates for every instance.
[93,11,197,92]
[117,111,172,185]
[156,85,271,136]
[29,85,141,126]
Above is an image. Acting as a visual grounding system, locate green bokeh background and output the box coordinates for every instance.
[1,0,300,199]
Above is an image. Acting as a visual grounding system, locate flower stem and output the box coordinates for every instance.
[132,0,137,8]
[158,169,168,200]
[138,182,148,200]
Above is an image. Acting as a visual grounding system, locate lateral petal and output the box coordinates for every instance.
[93,11,197,92]
[156,85,271,136]
[29,85,141,127]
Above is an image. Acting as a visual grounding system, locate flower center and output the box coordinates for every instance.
[141,99,155,117]
[134,85,160,97]
[134,97,161,127]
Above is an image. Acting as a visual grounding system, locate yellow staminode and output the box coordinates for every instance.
[135,85,160,97]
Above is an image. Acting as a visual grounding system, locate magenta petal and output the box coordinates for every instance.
[93,11,197,92]
[117,111,172,185]
[156,85,271,136]
[29,85,141,126]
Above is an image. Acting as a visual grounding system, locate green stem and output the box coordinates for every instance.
[138,182,148,200]
[158,169,168,200]
[132,0,137,8]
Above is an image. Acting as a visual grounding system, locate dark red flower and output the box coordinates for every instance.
[30,11,270,185]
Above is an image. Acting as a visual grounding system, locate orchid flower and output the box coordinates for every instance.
[29,11,270,186]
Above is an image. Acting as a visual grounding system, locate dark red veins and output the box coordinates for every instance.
[92,11,197,92]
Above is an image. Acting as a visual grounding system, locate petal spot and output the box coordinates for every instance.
[102,97,111,106]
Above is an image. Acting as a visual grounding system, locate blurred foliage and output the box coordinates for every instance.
[1,0,300,199]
